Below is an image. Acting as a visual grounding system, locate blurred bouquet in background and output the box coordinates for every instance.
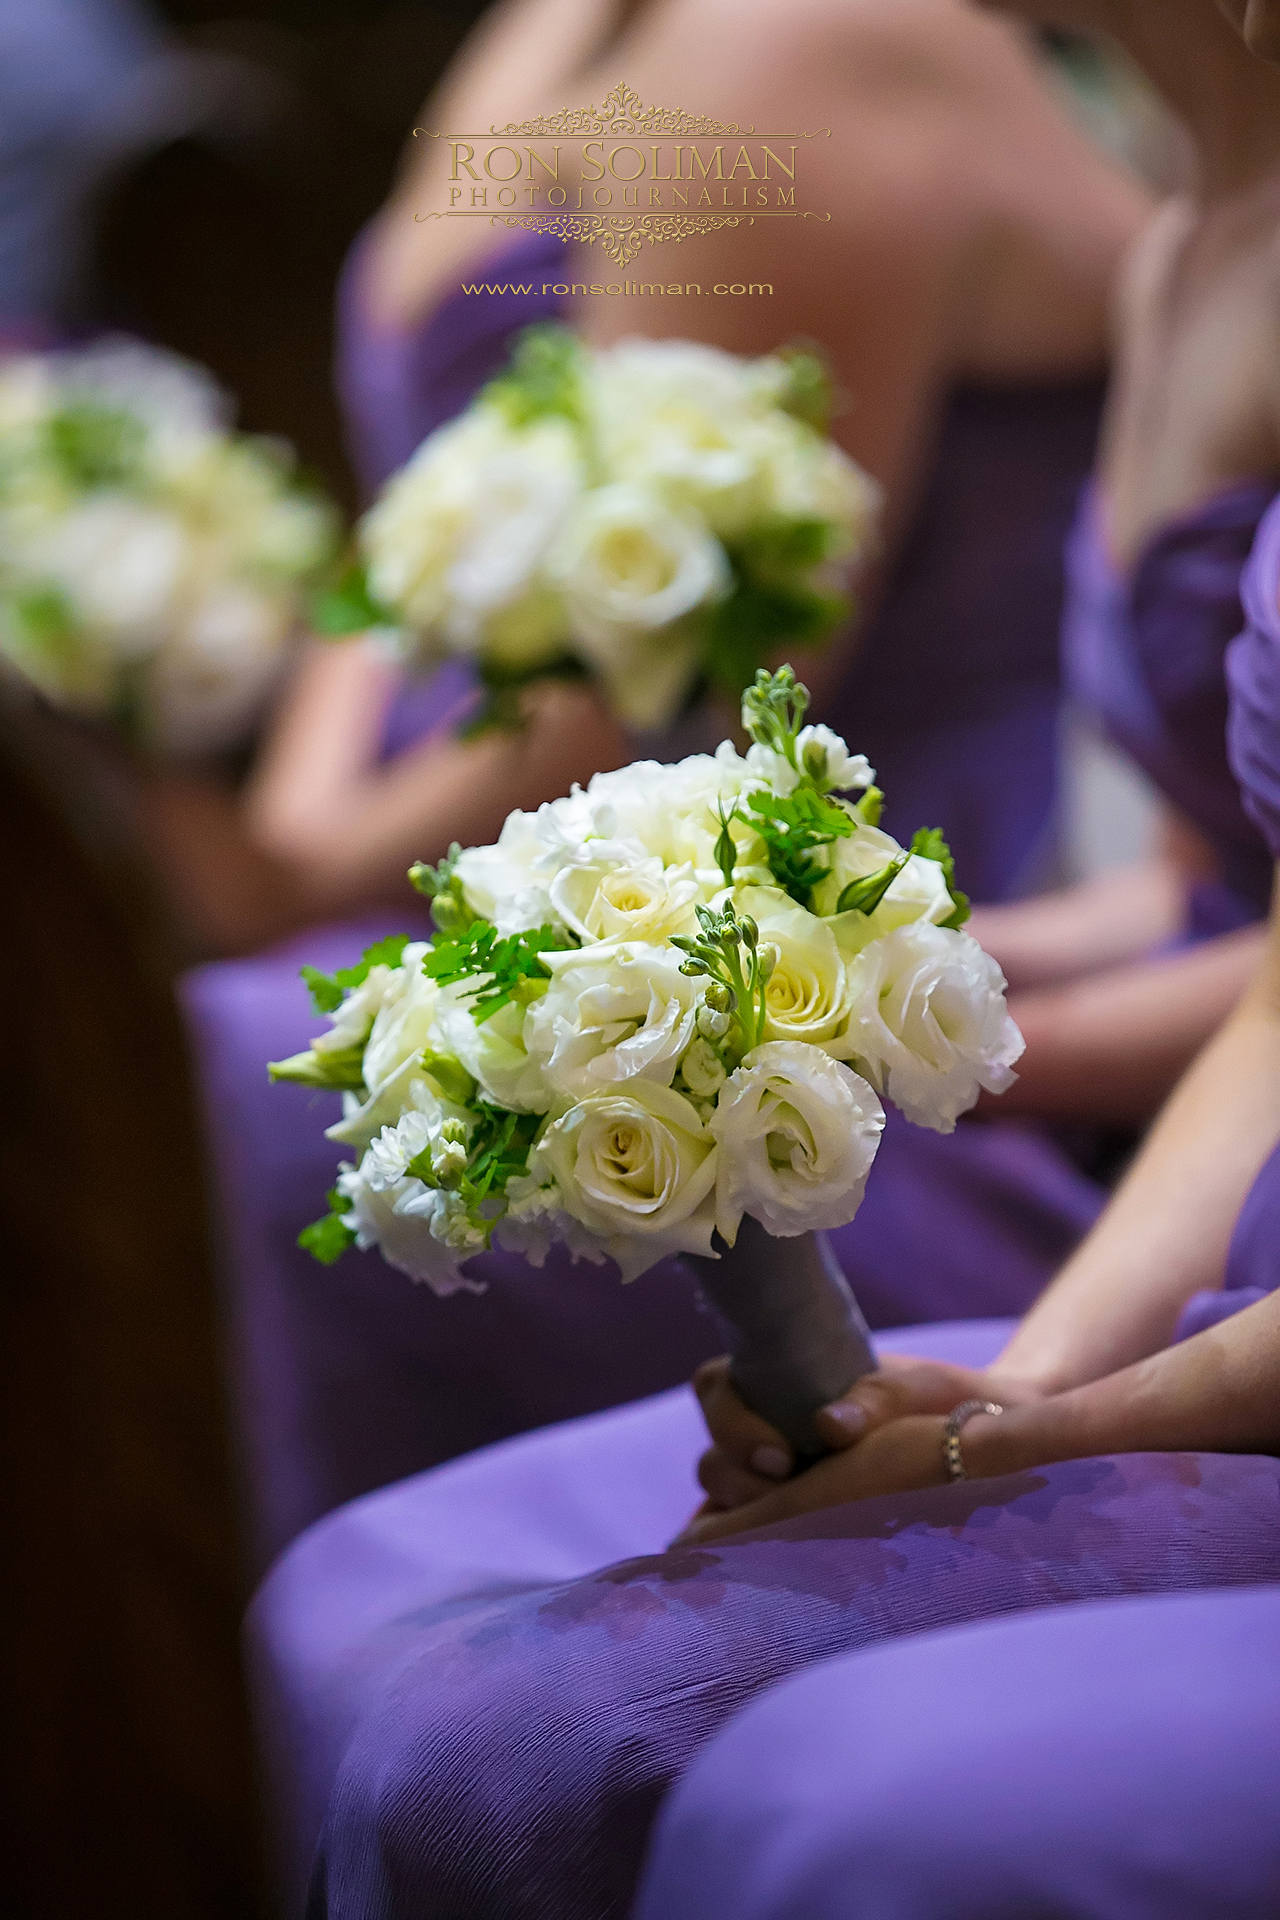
[317,326,880,731]
[0,339,338,754]
[271,669,1023,1297]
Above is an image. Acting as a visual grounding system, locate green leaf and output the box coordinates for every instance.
[742,514,837,575]
[698,572,849,707]
[909,827,971,929]
[745,785,855,909]
[298,1188,357,1264]
[776,344,835,433]
[458,1106,543,1234]
[835,851,908,916]
[46,402,145,488]
[300,965,344,1014]
[298,935,410,1018]
[311,560,394,636]
[13,585,79,662]
[422,921,574,1021]
[483,322,586,428]
[334,934,410,992]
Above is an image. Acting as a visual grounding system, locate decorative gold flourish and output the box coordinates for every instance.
[491,80,754,139]
[498,211,749,265]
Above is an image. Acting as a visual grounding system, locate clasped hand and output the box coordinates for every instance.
[675,1353,1038,1545]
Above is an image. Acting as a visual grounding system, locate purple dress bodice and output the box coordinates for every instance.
[1064,481,1277,927]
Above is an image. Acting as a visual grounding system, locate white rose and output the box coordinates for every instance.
[548,483,728,729]
[527,944,702,1100]
[735,886,853,1052]
[361,407,581,646]
[335,1159,485,1297]
[843,922,1025,1132]
[434,984,552,1114]
[710,1039,885,1242]
[549,853,700,944]
[151,582,291,754]
[33,494,186,649]
[589,338,767,534]
[811,825,953,935]
[757,416,882,556]
[453,809,561,934]
[530,1078,718,1280]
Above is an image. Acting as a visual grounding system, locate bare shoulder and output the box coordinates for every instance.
[1112,199,1195,334]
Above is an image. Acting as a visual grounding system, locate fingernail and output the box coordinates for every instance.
[821,1401,866,1436]
[751,1444,791,1480]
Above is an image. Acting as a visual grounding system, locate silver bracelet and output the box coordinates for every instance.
[943,1399,1005,1481]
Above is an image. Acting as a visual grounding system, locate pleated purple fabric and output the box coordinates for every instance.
[251,1138,1280,1920]
[636,1583,1280,1920]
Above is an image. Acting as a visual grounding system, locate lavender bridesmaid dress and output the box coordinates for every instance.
[245,484,1280,1919]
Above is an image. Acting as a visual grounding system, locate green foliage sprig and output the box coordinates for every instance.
[297,1188,358,1264]
[298,935,411,1017]
[421,921,576,1021]
[672,902,774,1063]
[909,827,971,929]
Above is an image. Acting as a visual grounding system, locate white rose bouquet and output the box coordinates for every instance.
[0,338,337,754]
[315,327,879,732]
[271,667,1023,1449]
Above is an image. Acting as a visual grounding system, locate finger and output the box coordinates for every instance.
[693,1359,792,1477]
[697,1445,776,1511]
[675,1447,860,1545]
[814,1362,984,1449]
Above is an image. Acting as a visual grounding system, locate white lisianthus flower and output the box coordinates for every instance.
[530,1079,718,1280]
[735,886,854,1052]
[843,922,1025,1132]
[334,1160,486,1296]
[361,406,581,657]
[549,852,701,944]
[812,824,953,935]
[358,947,439,1090]
[743,728,873,802]
[313,959,408,1060]
[434,984,552,1114]
[710,1040,884,1243]
[527,944,702,1100]
[453,808,564,934]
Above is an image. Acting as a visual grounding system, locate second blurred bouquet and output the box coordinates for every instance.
[0,339,337,754]
[316,326,880,731]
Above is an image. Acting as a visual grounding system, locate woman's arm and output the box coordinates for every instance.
[691,868,1280,1506]
[990,921,1265,1123]
[679,1282,1280,1542]
[242,642,630,916]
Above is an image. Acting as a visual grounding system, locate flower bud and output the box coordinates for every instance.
[756,941,779,984]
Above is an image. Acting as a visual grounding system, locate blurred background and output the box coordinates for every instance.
[1,5,1176,1917]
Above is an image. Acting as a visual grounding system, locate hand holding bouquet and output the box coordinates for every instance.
[273,668,1024,1304]
[317,328,880,731]
[0,339,337,753]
